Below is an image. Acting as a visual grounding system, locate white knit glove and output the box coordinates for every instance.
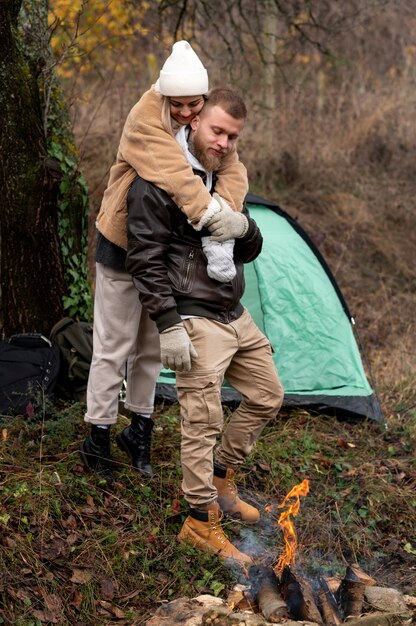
[202,237,236,283]
[159,323,198,372]
[206,193,249,242]
[193,196,222,231]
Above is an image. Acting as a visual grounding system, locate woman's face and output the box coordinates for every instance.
[169,95,205,125]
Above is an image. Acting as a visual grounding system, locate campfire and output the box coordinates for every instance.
[235,479,404,624]
[248,559,376,624]
[147,480,414,626]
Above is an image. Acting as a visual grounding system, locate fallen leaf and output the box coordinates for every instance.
[336,438,350,449]
[101,578,116,600]
[44,594,62,612]
[66,532,79,545]
[70,568,92,584]
[157,572,170,585]
[117,589,140,602]
[99,600,125,618]
[63,514,78,530]
[40,537,68,561]
[318,458,333,469]
[32,609,59,623]
[71,588,83,610]
[80,506,96,515]
[342,467,359,477]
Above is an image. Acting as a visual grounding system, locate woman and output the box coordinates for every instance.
[81,41,248,483]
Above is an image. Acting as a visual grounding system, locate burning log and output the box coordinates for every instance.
[274,479,310,576]
[248,565,287,623]
[317,577,343,626]
[279,565,323,625]
[336,563,376,618]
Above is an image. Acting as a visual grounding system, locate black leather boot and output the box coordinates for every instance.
[79,425,114,484]
[116,414,154,476]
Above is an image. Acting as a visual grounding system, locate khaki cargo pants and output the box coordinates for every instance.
[177,308,284,508]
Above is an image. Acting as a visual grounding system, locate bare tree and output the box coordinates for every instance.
[157,0,393,105]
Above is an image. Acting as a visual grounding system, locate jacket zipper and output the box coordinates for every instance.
[183,248,195,290]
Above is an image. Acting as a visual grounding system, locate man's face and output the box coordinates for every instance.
[189,105,245,172]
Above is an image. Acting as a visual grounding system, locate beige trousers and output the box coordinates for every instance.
[177,308,284,507]
[85,263,161,425]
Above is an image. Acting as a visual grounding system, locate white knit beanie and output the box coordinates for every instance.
[156,40,209,97]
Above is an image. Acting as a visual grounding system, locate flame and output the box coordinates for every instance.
[273,479,309,575]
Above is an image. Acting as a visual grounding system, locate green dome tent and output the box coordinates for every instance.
[156,193,383,423]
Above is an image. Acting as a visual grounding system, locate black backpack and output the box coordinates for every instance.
[0,333,61,415]
[50,317,93,402]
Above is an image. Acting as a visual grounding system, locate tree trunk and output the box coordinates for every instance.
[0,0,65,336]
[262,0,278,112]
[0,0,90,337]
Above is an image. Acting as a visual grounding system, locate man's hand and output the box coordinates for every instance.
[159,323,198,372]
[206,193,249,242]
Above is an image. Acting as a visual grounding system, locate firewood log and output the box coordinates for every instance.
[279,566,323,624]
[336,563,376,618]
[317,577,343,626]
[248,565,287,623]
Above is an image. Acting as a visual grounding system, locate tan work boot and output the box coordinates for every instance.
[178,502,252,565]
[213,464,260,524]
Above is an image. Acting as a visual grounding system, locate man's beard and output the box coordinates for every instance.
[188,133,223,172]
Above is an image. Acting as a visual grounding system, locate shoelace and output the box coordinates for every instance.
[226,478,238,500]
[210,511,227,545]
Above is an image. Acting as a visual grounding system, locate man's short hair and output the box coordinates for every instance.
[202,87,247,120]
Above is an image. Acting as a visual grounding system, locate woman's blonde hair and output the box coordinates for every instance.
[161,96,174,135]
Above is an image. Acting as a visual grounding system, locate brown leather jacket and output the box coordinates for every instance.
[126,175,263,332]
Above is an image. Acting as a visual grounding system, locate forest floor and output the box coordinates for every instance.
[0,390,415,624]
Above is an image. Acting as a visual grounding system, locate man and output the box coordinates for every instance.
[79,43,246,485]
[126,88,284,564]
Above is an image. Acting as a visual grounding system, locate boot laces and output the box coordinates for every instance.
[211,511,227,545]
[226,477,238,498]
